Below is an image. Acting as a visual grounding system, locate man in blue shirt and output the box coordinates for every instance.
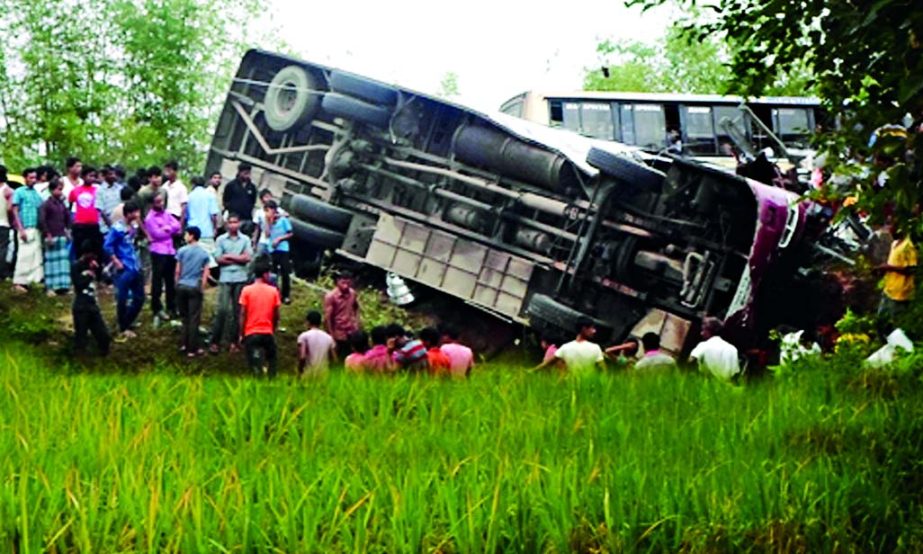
[12,168,44,292]
[185,176,220,271]
[262,200,293,304]
[174,225,212,357]
[209,213,253,354]
[95,165,124,234]
[104,201,145,341]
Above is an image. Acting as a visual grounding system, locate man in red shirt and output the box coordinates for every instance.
[323,271,361,357]
[239,258,282,377]
[69,166,102,260]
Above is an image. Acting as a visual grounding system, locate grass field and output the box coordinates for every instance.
[2,336,923,552]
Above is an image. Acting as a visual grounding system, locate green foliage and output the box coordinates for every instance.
[3,342,923,551]
[437,71,460,99]
[628,0,923,233]
[0,0,272,172]
[585,23,813,95]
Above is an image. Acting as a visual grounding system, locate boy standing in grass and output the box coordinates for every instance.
[71,242,110,356]
[239,259,282,377]
[297,310,337,376]
[210,213,252,354]
[39,178,72,295]
[104,201,145,342]
[262,200,293,304]
[534,317,606,375]
[145,193,181,322]
[11,168,44,292]
[175,226,211,358]
[324,272,361,357]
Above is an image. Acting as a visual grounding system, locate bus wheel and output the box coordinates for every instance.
[329,70,399,106]
[264,65,323,132]
[291,218,346,250]
[283,194,353,231]
[527,294,611,339]
[321,93,392,128]
[587,147,664,190]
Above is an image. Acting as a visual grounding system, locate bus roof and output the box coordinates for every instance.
[509,90,821,107]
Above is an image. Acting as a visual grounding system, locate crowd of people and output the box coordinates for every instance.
[0,152,914,379]
[0,159,481,378]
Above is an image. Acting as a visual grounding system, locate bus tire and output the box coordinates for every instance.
[587,147,664,189]
[329,71,399,106]
[321,93,392,128]
[263,65,322,132]
[284,194,353,231]
[527,294,610,338]
[291,218,345,250]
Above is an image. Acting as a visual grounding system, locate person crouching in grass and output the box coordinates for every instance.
[344,330,369,373]
[297,310,337,376]
[174,226,211,358]
[419,327,451,376]
[39,178,72,296]
[71,242,110,356]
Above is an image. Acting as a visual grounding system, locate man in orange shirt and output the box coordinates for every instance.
[239,259,282,377]
[420,327,450,376]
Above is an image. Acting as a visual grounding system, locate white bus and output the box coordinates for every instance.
[499,91,821,163]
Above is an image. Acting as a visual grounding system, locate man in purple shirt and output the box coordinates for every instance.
[144,194,181,321]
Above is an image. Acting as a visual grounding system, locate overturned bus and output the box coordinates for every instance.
[207,50,828,354]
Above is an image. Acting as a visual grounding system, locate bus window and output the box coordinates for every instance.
[682,106,716,154]
[549,100,564,127]
[714,106,747,136]
[500,98,524,118]
[633,104,666,150]
[563,102,581,133]
[580,102,615,140]
[773,107,811,146]
[620,105,635,145]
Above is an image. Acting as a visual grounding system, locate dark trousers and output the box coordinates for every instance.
[0,226,10,279]
[150,252,176,314]
[244,334,277,377]
[73,304,110,355]
[177,285,204,352]
[72,224,102,260]
[271,251,291,300]
[210,282,245,347]
[115,269,145,332]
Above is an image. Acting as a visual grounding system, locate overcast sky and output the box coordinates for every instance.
[267,0,674,112]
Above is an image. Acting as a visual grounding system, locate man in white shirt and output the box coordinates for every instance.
[689,318,741,381]
[61,157,84,209]
[164,160,188,222]
[534,316,606,375]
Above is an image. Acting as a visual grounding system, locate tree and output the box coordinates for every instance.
[585,22,813,96]
[585,25,734,94]
[0,0,273,172]
[628,0,923,229]
[438,72,460,99]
